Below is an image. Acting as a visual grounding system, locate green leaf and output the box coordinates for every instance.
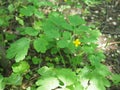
[57,39,69,48]
[82,45,95,54]
[56,69,76,86]
[24,27,39,36]
[95,51,105,61]
[4,73,23,85]
[5,33,16,41]
[89,55,100,66]
[7,38,30,62]
[8,4,14,13]
[32,56,42,65]
[51,47,59,54]
[87,74,110,90]
[67,42,76,53]
[33,37,48,53]
[33,21,42,30]
[43,20,60,39]
[36,67,79,90]
[20,5,35,16]
[95,64,111,77]
[68,15,86,26]
[17,27,39,36]
[88,52,105,66]
[37,66,55,76]
[28,0,53,7]
[37,86,50,90]
[79,66,110,90]
[73,82,84,90]
[71,56,83,66]
[0,75,5,90]
[27,0,38,3]
[49,14,65,25]
[0,16,11,26]
[61,22,73,31]
[76,25,90,34]
[49,15,73,31]
[63,31,71,40]
[0,18,4,26]
[68,82,83,90]
[79,66,92,79]
[12,61,30,74]
[16,17,24,25]
[34,10,44,19]
[37,66,48,75]
[111,74,120,85]
[45,29,60,39]
[36,77,59,90]
[82,30,101,43]
[43,20,57,31]
[38,1,53,6]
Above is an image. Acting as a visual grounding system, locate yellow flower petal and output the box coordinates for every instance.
[73,39,81,47]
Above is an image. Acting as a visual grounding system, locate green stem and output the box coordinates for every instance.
[57,48,66,67]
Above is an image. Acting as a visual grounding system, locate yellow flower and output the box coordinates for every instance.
[73,39,81,47]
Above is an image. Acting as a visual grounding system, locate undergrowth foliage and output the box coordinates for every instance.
[0,0,120,90]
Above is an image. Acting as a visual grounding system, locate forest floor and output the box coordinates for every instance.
[86,1,120,89]
[87,1,120,74]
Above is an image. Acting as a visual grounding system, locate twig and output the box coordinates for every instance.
[109,41,120,45]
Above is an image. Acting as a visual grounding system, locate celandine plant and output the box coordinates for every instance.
[33,12,111,90]
[6,12,111,90]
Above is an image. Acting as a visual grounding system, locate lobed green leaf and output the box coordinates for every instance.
[33,37,48,53]
[4,73,23,85]
[20,5,35,16]
[36,77,59,90]
[68,15,86,26]
[7,38,30,62]
[12,61,30,74]
[17,27,39,36]
[57,39,69,48]
[0,75,5,90]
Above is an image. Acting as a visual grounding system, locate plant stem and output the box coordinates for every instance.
[57,48,66,67]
